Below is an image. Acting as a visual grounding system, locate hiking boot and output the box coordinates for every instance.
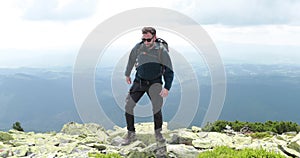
[121,131,136,146]
[155,131,166,143]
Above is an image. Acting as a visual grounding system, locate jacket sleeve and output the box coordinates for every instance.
[125,43,140,77]
[161,48,174,90]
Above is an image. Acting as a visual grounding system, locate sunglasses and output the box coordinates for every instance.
[142,37,154,42]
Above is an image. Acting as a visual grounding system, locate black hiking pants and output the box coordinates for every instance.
[125,80,163,132]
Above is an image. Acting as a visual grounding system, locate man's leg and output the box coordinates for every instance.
[154,110,163,131]
[147,83,165,142]
[123,81,145,145]
[125,81,145,131]
[125,94,136,132]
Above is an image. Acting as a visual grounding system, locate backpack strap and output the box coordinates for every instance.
[156,38,169,51]
[158,44,166,75]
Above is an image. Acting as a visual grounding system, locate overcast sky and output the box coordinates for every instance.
[0,0,299,67]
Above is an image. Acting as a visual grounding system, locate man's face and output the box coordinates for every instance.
[142,32,155,48]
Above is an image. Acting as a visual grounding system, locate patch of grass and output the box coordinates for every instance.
[285,132,297,137]
[198,146,285,158]
[88,152,122,158]
[128,151,155,158]
[249,132,272,139]
[276,135,285,141]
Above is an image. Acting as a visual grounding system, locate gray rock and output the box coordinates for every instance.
[192,139,213,149]
[110,122,170,146]
[232,134,252,147]
[111,136,124,146]
[287,141,300,154]
[0,149,9,158]
[107,125,126,139]
[193,132,234,149]
[167,144,200,158]
[119,140,147,155]
[1,122,297,157]
[279,145,300,157]
[142,143,158,152]
[58,142,78,154]
[223,125,237,135]
[60,122,109,143]
[0,132,14,143]
[11,145,29,157]
[191,126,202,133]
[291,132,300,142]
[125,140,147,149]
[170,130,198,145]
[133,122,168,134]
[246,139,279,152]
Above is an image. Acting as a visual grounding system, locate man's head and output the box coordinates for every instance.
[142,27,156,48]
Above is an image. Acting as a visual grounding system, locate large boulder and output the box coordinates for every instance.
[247,139,279,152]
[133,122,168,134]
[291,132,300,142]
[119,140,147,156]
[232,134,252,148]
[287,141,300,155]
[279,145,300,158]
[107,125,127,139]
[170,129,198,145]
[2,122,298,157]
[291,132,300,149]
[191,126,202,133]
[193,132,234,149]
[60,122,108,143]
[0,132,13,142]
[112,122,169,146]
[167,144,200,158]
[192,139,213,149]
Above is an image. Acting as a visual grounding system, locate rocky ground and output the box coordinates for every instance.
[0,122,300,158]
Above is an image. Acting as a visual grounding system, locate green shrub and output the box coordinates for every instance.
[88,152,122,158]
[12,122,24,132]
[0,132,14,142]
[203,120,300,134]
[198,146,285,158]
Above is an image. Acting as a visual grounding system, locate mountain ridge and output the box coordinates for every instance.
[0,64,299,132]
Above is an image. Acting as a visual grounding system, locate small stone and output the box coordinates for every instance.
[191,126,202,133]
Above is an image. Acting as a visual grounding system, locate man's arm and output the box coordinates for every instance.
[160,48,174,97]
[125,44,140,84]
[160,66,173,97]
[161,48,174,91]
[126,76,132,84]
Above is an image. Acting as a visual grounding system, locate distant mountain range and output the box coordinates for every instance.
[0,64,299,132]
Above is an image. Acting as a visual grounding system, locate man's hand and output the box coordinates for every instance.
[159,88,169,97]
[126,76,131,84]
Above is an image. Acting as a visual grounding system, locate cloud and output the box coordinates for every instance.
[203,25,300,46]
[19,0,98,21]
[171,0,300,25]
[1,0,299,67]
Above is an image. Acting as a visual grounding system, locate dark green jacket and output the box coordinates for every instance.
[125,42,174,90]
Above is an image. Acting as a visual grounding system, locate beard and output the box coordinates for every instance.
[145,42,154,48]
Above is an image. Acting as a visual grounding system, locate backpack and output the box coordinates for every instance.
[155,38,169,52]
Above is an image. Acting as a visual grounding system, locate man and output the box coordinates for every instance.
[122,27,174,145]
